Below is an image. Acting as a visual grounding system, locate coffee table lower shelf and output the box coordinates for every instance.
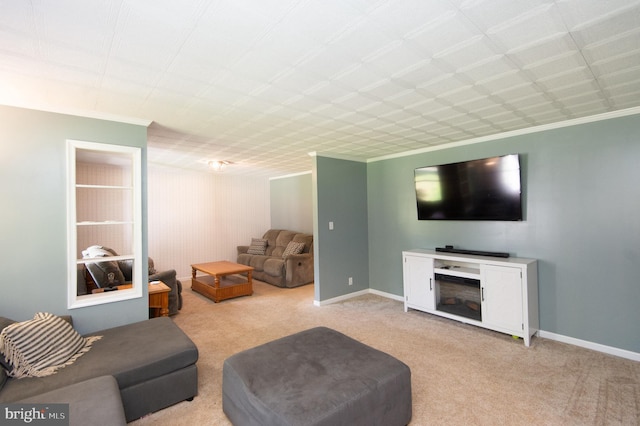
[191,274,253,303]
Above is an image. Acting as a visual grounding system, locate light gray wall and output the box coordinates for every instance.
[313,156,369,301]
[0,105,148,334]
[270,172,313,234]
[367,114,640,353]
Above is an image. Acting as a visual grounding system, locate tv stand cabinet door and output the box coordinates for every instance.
[403,255,435,312]
[481,265,524,336]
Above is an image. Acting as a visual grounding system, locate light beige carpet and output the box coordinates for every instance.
[132,280,639,425]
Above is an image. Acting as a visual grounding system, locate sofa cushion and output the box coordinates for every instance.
[282,241,305,258]
[118,259,134,281]
[0,317,198,402]
[19,376,126,426]
[118,258,157,282]
[84,317,198,388]
[247,238,268,255]
[236,253,252,268]
[85,261,126,288]
[0,316,71,335]
[263,258,284,277]
[237,253,266,272]
[1,317,15,367]
[82,246,126,288]
[0,313,102,378]
[238,255,276,278]
[261,230,282,256]
[291,234,313,253]
[0,367,6,391]
[270,230,297,257]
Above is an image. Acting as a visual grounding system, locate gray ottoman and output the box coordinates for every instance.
[222,327,412,426]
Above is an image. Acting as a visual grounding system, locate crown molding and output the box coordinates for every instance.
[0,101,152,127]
[309,151,366,163]
[368,106,640,163]
[270,170,312,180]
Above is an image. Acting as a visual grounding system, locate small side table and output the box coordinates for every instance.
[149,281,171,318]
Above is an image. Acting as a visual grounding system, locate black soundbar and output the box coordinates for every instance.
[435,246,510,258]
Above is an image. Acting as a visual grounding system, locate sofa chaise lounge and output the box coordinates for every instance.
[0,315,198,424]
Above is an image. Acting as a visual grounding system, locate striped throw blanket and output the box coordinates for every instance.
[0,312,101,378]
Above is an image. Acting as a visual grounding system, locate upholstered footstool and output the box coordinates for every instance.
[222,327,412,426]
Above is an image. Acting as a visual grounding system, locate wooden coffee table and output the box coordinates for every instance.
[191,261,254,303]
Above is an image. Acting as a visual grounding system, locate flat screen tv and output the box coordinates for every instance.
[414,154,522,221]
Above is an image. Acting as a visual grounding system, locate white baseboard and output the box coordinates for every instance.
[368,288,404,302]
[537,330,640,362]
[313,288,404,306]
[314,289,640,362]
[314,288,403,306]
[313,289,370,306]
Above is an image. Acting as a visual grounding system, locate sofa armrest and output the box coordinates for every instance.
[237,245,249,255]
[149,269,182,315]
[284,253,314,288]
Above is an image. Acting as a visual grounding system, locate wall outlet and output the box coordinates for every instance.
[348,277,353,286]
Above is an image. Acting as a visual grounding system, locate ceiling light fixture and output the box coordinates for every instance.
[207,160,231,171]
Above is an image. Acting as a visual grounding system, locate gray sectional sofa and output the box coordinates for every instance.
[0,316,198,425]
[237,229,314,288]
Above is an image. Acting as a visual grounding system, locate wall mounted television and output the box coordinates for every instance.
[414,154,522,221]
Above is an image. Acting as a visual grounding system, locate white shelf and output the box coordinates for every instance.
[77,221,133,226]
[76,184,132,189]
[76,254,134,265]
[434,267,480,279]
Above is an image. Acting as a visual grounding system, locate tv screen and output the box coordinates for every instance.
[415,154,522,221]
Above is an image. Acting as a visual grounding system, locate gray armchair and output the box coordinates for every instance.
[80,246,183,316]
[148,261,183,315]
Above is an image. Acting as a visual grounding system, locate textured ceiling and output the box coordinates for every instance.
[1,0,640,177]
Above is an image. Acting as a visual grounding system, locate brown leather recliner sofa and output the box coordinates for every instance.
[237,229,314,288]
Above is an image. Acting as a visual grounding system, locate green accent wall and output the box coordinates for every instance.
[313,156,369,301]
[367,114,640,353]
[0,105,148,334]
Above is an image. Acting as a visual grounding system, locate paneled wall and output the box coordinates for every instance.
[147,165,271,279]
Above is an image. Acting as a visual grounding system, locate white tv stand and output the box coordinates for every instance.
[402,249,539,346]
